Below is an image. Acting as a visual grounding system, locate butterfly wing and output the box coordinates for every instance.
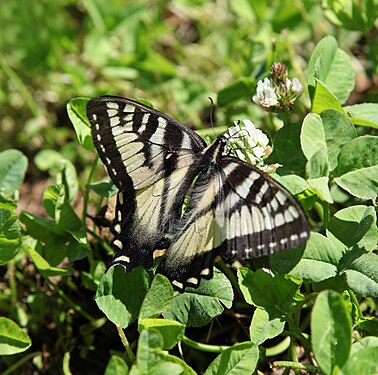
[87,96,207,270]
[158,156,310,290]
[219,157,310,258]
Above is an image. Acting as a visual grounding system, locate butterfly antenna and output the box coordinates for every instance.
[208,97,216,136]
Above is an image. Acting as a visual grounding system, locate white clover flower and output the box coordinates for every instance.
[226,119,273,167]
[292,77,303,95]
[286,77,303,96]
[252,78,279,108]
[252,63,304,112]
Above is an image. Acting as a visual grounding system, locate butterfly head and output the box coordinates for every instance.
[203,136,229,165]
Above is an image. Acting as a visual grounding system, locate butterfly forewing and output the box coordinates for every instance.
[87,96,206,271]
[88,96,206,190]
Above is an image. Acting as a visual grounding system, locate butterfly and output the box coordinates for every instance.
[87,96,310,290]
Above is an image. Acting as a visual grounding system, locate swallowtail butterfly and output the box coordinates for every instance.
[87,96,310,290]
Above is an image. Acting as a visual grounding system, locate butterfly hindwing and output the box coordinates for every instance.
[158,156,310,289]
[87,96,206,270]
[218,157,310,258]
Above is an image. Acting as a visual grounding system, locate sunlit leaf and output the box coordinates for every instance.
[0,317,31,355]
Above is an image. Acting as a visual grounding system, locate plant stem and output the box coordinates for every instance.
[81,0,106,32]
[0,56,40,117]
[82,154,99,222]
[281,112,291,127]
[286,312,312,354]
[289,337,299,375]
[273,361,324,374]
[86,227,114,255]
[322,200,330,227]
[115,324,135,365]
[216,258,244,300]
[348,289,362,320]
[7,262,18,318]
[49,282,94,322]
[1,351,41,375]
[182,336,229,353]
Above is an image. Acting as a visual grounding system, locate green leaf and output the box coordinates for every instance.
[132,329,195,375]
[356,318,378,336]
[43,184,83,232]
[134,329,164,374]
[300,114,331,196]
[34,152,79,203]
[272,174,309,195]
[34,149,65,172]
[333,136,378,200]
[104,355,129,375]
[66,238,89,262]
[238,268,302,314]
[0,207,22,265]
[217,77,255,107]
[82,260,106,290]
[60,159,79,203]
[326,205,377,251]
[311,79,345,114]
[288,233,343,283]
[351,336,378,355]
[203,342,259,375]
[0,149,28,195]
[301,110,357,178]
[311,290,352,375]
[340,347,378,375]
[138,274,174,321]
[95,266,150,328]
[323,0,377,32]
[43,184,65,219]
[151,353,196,375]
[89,180,118,198]
[270,122,307,176]
[321,109,357,171]
[300,113,327,165]
[21,213,75,266]
[20,211,66,243]
[308,35,355,104]
[67,97,93,150]
[163,269,233,327]
[343,251,378,297]
[295,188,318,211]
[0,317,31,355]
[269,245,306,275]
[345,103,378,129]
[24,240,72,277]
[0,195,17,211]
[307,176,333,203]
[249,308,285,345]
[138,318,185,350]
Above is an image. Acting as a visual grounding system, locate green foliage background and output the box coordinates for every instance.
[0,0,377,374]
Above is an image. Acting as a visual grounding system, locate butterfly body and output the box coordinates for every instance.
[88,96,310,290]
